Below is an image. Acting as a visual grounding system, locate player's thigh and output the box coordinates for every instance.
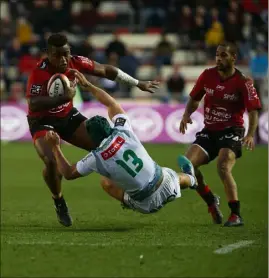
[34,136,56,166]
[217,148,236,172]
[186,129,215,166]
[217,127,245,160]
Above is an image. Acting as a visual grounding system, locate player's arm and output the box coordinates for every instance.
[27,72,76,112]
[75,55,159,94]
[74,70,124,120]
[179,70,206,134]
[45,131,96,180]
[241,79,262,150]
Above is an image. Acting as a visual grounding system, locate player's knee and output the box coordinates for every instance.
[217,161,232,176]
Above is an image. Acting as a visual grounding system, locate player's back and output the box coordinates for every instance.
[92,115,161,198]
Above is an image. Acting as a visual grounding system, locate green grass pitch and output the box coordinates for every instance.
[1,142,268,277]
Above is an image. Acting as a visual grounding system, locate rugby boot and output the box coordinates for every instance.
[177,155,198,189]
[224,213,244,227]
[208,195,223,224]
[53,196,73,227]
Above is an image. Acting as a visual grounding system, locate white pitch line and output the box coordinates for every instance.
[214,240,254,254]
[3,240,207,247]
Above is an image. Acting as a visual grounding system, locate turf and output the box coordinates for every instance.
[1,142,268,277]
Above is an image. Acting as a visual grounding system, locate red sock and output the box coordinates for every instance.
[197,185,211,196]
[197,185,215,206]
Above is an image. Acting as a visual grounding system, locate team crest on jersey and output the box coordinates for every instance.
[30,84,42,95]
[101,136,125,160]
[115,117,126,127]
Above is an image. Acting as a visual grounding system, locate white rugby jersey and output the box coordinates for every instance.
[76,114,162,201]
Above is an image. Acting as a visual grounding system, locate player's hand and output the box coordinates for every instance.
[179,114,193,134]
[46,131,61,146]
[137,80,160,94]
[242,135,255,150]
[61,75,76,100]
[71,69,91,89]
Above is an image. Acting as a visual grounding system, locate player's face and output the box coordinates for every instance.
[48,44,71,73]
[215,46,235,72]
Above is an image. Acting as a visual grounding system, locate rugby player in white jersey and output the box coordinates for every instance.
[45,70,197,214]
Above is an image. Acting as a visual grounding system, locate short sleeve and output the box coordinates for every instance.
[112,114,133,132]
[26,71,46,98]
[240,78,262,111]
[76,152,97,176]
[72,55,95,73]
[189,70,207,101]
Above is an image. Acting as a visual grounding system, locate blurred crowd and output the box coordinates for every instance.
[0,0,268,103]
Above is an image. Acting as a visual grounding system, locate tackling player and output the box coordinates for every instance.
[26,33,159,226]
[179,42,261,227]
[45,70,198,215]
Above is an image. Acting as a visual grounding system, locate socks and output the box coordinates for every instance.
[228,200,240,216]
[197,185,215,206]
[186,174,196,187]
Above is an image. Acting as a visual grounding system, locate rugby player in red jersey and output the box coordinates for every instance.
[26,33,159,227]
[179,43,261,227]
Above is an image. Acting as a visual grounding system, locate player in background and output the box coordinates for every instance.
[179,42,261,227]
[45,70,198,215]
[26,33,159,227]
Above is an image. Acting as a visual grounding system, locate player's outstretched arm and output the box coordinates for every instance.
[74,70,124,120]
[28,74,76,112]
[92,61,160,94]
[45,131,82,180]
[179,97,200,134]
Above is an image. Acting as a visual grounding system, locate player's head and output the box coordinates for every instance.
[216,42,237,72]
[85,116,113,148]
[47,33,71,73]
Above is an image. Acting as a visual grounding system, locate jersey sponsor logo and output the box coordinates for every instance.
[223,94,238,101]
[115,117,126,127]
[49,102,71,113]
[245,81,258,100]
[101,136,125,160]
[204,87,214,95]
[30,84,42,95]
[216,85,225,91]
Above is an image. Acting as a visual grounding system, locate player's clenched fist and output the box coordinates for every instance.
[46,131,61,146]
[179,114,193,134]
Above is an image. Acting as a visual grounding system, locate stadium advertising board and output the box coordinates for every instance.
[1,103,268,143]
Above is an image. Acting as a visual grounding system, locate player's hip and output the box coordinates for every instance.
[27,107,87,142]
[123,167,181,214]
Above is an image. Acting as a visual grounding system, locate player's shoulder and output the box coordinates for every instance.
[235,68,253,83]
[204,66,218,74]
[28,59,50,81]
[70,55,94,67]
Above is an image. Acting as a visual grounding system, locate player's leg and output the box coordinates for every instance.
[216,127,245,227]
[100,176,124,202]
[184,131,223,224]
[34,135,72,227]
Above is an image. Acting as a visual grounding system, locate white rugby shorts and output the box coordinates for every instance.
[123,167,181,214]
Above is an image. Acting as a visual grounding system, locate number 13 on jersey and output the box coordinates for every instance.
[116,149,143,177]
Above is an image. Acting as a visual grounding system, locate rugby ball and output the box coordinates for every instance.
[47,74,70,97]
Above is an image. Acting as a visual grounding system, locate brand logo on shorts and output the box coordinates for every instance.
[101,136,125,160]
[126,108,163,141]
[1,106,29,141]
[165,109,204,143]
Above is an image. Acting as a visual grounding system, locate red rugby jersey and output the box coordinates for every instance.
[26,55,94,117]
[190,67,261,131]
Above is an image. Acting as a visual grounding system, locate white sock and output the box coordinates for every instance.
[186,174,196,187]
